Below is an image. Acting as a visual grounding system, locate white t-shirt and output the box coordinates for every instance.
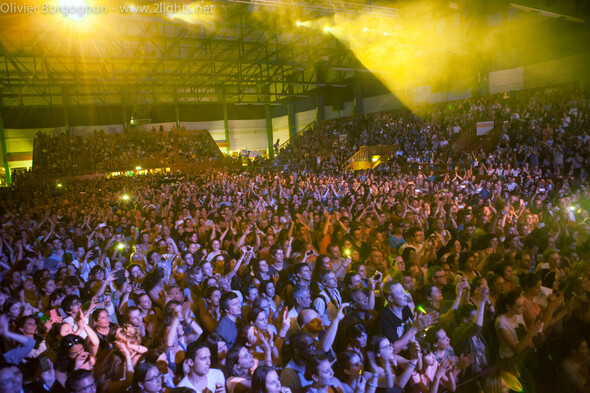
[495,314,527,359]
[178,369,225,393]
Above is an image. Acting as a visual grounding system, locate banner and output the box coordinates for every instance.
[476,121,494,136]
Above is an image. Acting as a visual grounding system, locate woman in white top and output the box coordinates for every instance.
[495,290,541,360]
[495,290,542,392]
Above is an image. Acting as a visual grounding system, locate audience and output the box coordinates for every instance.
[0,82,589,393]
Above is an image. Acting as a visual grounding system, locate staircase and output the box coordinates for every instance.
[342,145,398,171]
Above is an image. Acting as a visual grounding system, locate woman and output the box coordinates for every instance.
[14,314,47,380]
[495,290,541,391]
[159,300,202,375]
[132,362,164,393]
[520,272,567,333]
[303,355,339,393]
[89,308,115,360]
[369,336,420,390]
[250,259,272,286]
[409,344,454,393]
[94,325,147,392]
[343,322,368,363]
[486,274,505,309]
[494,263,517,293]
[226,345,256,393]
[128,263,145,285]
[204,333,228,370]
[143,268,166,308]
[54,334,97,388]
[457,252,480,282]
[238,325,274,367]
[420,282,466,325]
[251,365,291,393]
[468,276,495,322]
[333,351,376,393]
[200,286,222,334]
[260,280,282,320]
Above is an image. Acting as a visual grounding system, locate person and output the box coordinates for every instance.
[65,369,96,393]
[495,290,541,392]
[132,362,165,393]
[312,271,342,327]
[0,361,25,393]
[225,345,255,393]
[215,292,241,350]
[451,284,491,377]
[561,335,590,393]
[409,344,454,393]
[378,281,435,354]
[177,340,226,393]
[333,351,377,393]
[252,365,291,393]
[0,314,37,365]
[302,355,340,393]
[369,335,420,390]
[280,331,316,393]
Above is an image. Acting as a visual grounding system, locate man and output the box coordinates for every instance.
[399,228,424,255]
[280,331,315,393]
[312,271,342,327]
[379,281,434,354]
[432,217,451,248]
[64,370,95,393]
[44,238,66,277]
[177,341,226,393]
[327,244,349,281]
[342,287,377,329]
[350,228,370,260]
[268,244,289,291]
[365,249,386,277]
[427,265,455,300]
[214,292,241,349]
[293,263,312,288]
[286,285,312,339]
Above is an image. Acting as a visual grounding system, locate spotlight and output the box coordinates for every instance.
[57,183,63,188]
[323,26,331,33]
[116,243,126,250]
[122,194,129,200]
[58,0,88,21]
[135,166,142,170]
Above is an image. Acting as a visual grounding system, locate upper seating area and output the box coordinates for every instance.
[32,128,222,175]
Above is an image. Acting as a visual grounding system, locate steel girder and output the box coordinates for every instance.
[0,1,371,106]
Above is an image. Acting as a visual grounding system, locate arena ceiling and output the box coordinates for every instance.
[0,0,398,108]
[0,0,588,110]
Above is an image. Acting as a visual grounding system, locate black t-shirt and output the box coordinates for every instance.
[378,306,414,345]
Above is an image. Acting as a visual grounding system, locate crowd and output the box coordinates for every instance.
[0,82,589,393]
[32,127,222,175]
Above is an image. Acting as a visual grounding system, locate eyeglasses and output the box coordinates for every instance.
[379,343,393,351]
[145,373,163,383]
